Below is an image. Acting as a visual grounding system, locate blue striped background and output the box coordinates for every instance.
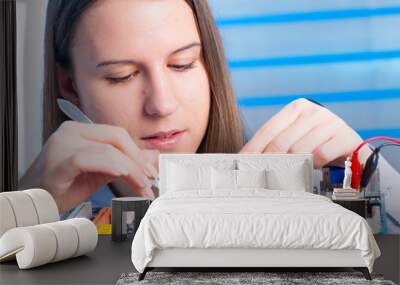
[208,0,400,170]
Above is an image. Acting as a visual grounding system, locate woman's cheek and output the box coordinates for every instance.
[197,69,211,118]
[187,66,210,104]
[184,68,211,144]
[78,81,138,125]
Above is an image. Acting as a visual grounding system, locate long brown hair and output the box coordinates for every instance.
[43,0,247,153]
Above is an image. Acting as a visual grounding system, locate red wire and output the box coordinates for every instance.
[354,136,400,153]
[351,136,400,189]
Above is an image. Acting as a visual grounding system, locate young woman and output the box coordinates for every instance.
[19,0,372,214]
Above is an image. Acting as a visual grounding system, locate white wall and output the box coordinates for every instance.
[16,0,47,177]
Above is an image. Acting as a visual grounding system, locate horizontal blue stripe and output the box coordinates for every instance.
[229,50,400,68]
[238,89,400,107]
[216,7,400,26]
[357,128,400,139]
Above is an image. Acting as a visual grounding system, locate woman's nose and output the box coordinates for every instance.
[143,68,178,118]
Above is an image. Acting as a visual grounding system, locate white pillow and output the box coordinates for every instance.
[167,162,212,191]
[211,168,268,191]
[211,168,237,190]
[238,159,308,191]
[236,169,268,188]
[266,163,307,191]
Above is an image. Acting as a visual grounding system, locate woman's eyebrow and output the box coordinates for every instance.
[96,42,201,69]
[169,42,201,56]
[96,59,140,69]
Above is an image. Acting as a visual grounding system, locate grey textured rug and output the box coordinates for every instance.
[116,271,396,285]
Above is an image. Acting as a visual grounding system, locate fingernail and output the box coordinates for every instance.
[148,189,155,199]
[144,176,154,188]
[141,185,154,199]
[146,163,158,179]
[135,175,147,188]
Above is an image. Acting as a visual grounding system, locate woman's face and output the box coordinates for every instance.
[68,0,210,152]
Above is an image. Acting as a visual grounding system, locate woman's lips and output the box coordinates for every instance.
[141,130,185,150]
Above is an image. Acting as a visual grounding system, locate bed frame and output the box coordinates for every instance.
[139,248,371,280]
[138,154,372,281]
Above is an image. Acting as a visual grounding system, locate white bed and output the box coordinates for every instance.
[131,153,380,280]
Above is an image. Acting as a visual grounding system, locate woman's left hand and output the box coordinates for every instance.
[239,98,366,168]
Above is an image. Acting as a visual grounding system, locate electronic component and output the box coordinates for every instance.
[351,136,400,189]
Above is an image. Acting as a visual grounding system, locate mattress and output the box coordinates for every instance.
[131,190,380,273]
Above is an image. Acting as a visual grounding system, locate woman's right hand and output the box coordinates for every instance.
[18,121,159,214]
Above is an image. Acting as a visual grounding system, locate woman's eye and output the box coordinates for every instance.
[106,72,138,84]
[169,62,195,71]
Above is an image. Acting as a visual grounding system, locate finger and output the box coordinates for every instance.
[59,173,117,212]
[288,119,339,155]
[122,177,154,198]
[262,110,323,153]
[110,178,154,199]
[80,144,154,198]
[240,99,307,153]
[324,127,364,167]
[140,149,160,174]
[61,121,158,179]
[312,136,351,168]
[52,143,150,193]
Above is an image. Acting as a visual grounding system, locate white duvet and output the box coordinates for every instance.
[131,190,380,273]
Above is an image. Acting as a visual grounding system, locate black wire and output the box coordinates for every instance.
[305,98,325,107]
[360,142,400,188]
[375,142,400,154]
[366,142,400,154]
